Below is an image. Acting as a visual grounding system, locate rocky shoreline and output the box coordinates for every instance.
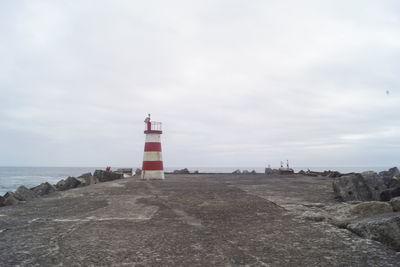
[0,169,128,207]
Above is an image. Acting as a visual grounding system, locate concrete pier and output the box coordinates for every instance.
[0,174,399,266]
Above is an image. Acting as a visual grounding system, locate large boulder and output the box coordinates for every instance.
[31,182,56,196]
[379,167,400,180]
[347,213,400,251]
[327,171,342,178]
[380,187,400,202]
[232,169,241,174]
[116,168,133,176]
[385,178,400,189]
[78,172,92,179]
[350,201,393,218]
[0,196,5,207]
[361,171,387,201]
[3,192,19,206]
[56,177,81,191]
[76,173,97,186]
[390,197,400,212]
[173,168,190,174]
[93,170,123,182]
[332,174,372,201]
[14,186,39,201]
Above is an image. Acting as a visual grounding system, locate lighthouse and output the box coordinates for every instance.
[141,114,165,180]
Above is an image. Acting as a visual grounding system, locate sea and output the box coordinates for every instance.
[0,166,394,196]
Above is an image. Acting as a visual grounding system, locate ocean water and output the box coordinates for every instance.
[0,166,394,196]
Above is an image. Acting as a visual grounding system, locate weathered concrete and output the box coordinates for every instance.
[0,174,399,266]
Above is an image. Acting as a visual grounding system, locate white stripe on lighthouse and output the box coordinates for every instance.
[145,134,161,142]
[141,170,165,180]
[143,152,163,161]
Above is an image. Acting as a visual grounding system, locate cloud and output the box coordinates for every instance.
[0,0,399,168]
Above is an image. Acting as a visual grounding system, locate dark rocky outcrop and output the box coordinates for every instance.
[232,169,241,174]
[250,170,257,174]
[56,177,81,191]
[0,196,5,207]
[347,213,400,251]
[332,174,372,201]
[173,168,190,174]
[380,187,400,202]
[3,192,19,206]
[14,186,39,201]
[31,182,56,196]
[327,171,342,178]
[93,170,123,182]
[379,167,400,180]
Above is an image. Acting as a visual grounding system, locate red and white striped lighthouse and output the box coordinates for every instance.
[141,114,165,180]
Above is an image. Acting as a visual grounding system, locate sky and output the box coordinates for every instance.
[0,0,399,168]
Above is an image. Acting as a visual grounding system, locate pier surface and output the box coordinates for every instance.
[1,174,399,266]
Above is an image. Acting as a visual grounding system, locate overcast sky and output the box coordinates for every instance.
[0,0,399,168]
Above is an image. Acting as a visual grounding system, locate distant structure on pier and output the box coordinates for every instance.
[141,114,165,180]
[279,159,294,175]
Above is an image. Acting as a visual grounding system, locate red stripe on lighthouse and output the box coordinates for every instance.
[144,142,162,152]
[142,161,164,170]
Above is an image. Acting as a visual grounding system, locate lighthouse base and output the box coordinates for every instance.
[141,170,165,180]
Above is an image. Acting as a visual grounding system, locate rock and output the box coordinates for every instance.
[173,168,190,174]
[0,196,5,207]
[194,170,199,174]
[242,170,250,174]
[350,201,393,218]
[385,177,400,189]
[78,172,92,179]
[328,171,341,178]
[134,168,142,176]
[56,177,81,191]
[31,182,56,196]
[250,170,256,174]
[298,170,306,175]
[361,171,387,201]
[232,169,241,174]
[3,192,19,206]
[305,170,318,177]
[93,170,123,182]
[380,187,400,201]
[379,167,400,180]
[390,197,400,212]
[347,213,400,251]
[332,174,372,201]
[116,168,133,177]
[300,211,325,222]
[14,186,39,201]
